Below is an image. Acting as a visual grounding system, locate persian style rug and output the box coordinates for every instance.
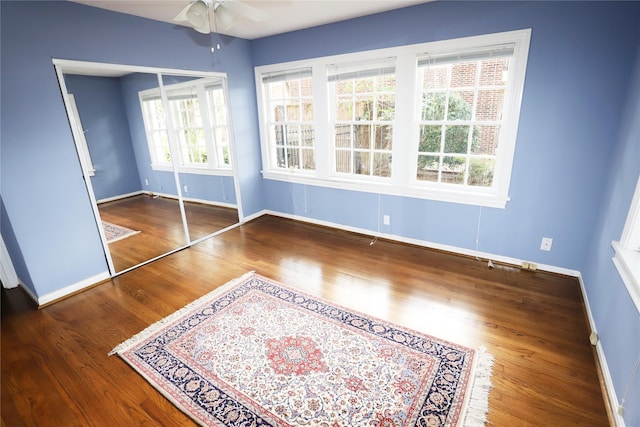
[110,272,493,426]
[102,220,140,243]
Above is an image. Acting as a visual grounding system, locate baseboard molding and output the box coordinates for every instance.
[97,191,237,210]
[97,191,145,204]
[32,271,111,308]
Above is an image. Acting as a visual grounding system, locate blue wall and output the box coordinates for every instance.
[1,1,639,423]
[64,75,142,200]
[582,44,640,427]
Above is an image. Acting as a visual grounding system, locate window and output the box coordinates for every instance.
[328,59,396,178]
[261,68,315,172]
[140,77,231,174]
[255,29,531,208]
[416,45,513,189]
[612,176,640,312]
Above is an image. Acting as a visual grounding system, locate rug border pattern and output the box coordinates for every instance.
[111,272,492,426]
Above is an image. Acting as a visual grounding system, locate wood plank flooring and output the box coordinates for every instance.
[98,194,239,272]
[1,215,610,426]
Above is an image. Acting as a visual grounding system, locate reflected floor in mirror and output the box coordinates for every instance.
[98,194,238,272]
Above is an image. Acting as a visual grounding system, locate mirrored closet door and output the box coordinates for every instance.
[54,60,241,275]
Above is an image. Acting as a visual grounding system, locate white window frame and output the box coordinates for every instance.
[255,29,531,208]
[140,77,233,176]
[612,175,640,313]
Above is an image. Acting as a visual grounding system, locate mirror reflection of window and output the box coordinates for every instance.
[140,77,232,173]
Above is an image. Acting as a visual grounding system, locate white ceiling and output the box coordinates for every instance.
[70,0,431,40]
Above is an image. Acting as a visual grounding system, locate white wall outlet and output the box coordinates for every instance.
[183,185,188,193]
[540,237,553,251]
[383,215,390,226]
[144,178,149,186]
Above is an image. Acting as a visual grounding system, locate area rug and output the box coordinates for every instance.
[110,272,493,426]
[101,220,140,243]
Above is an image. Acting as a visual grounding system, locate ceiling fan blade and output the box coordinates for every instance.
[214,5,236,31]
[173,3,192,22]
[188,1,211,33]
[222,1,269,22]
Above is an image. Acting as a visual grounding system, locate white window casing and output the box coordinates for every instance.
[613,175,640,313]
[255,29,532,208]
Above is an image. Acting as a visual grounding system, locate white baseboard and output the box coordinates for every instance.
[31,271,111,307]
[97,191,145,204]
[106,191,238,210]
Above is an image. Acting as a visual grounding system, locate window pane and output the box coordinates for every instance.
[286,104,300,121]
[418,125,442,152]
[479,58,510,86]
[354,124,371,149]
[450,61,477,88]
[300,125,315,147]
[301,148,315,170]
[374,125,393,150]
[473,125,500,155]
[444,125,469,154]
[336,99,353,121]
[286,147,300,169]
[355,96,373,120]
[354,151,370,175]
[421,92,446,121]
[373,152,392,177]
[376,95,395,120]
[416,155,439,182]
[448,92,473,120]
[422,65,448,90]
[335,125,351,148]
[476,89,505,121]
[468,158,495,187]
[441,156,465,184]
[336,149,351,173]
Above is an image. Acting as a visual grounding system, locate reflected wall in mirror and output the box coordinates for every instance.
[56,60,240,275]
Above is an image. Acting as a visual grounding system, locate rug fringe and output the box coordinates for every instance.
[461,346,494,426]
[108,271,256,356]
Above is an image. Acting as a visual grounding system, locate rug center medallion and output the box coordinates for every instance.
[266,335,327,376]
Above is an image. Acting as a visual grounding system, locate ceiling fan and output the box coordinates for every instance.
[173,0,268,34]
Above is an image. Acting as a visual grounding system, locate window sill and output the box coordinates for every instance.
[612,240,640,313]
[262,170,509,209]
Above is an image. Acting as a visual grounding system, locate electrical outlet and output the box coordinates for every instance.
[144,178,149,186]
[540,237,553,251]
[383,215,390,226]
[183,185,188,193]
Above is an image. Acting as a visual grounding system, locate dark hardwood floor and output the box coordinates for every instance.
[1,215,610,426]
[98,194,239,272]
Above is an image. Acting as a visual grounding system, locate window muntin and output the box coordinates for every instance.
[140,77,231,174]
[262,68,315,172]
[416,46,512,190]
[329,60,396,179]
[255,30,531,208]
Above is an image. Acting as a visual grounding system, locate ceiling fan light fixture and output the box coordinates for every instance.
[214,5,236,31]
[186,1,211,33]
